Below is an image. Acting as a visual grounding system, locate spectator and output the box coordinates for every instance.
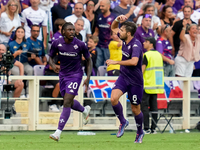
[134,14,155,53]
[51,0,72,33]
[107,31,122,76]
[159,0,178,16]
[0,0,21,13]
[27,25,47,67]
[0,44,24,114]
[52,19,66,43]
[112,0,137,22]
[93,0,116,68]
[44,53,61,112]
[136,4,161,39]
[175,23,200,77]
[83,0,97,34]
[177,0,200,24]
[9,26,33,76]
[141,36,164,134]
[156,25,175,77]
[83,35,98,75]
[65,2,91,42]
[74,18,84,41]
[170,6,196,56]
[0,0,21,46]
[21,0,47,49]
[160,5,174,26]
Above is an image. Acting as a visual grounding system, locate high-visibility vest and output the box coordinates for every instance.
[143,50,164,94]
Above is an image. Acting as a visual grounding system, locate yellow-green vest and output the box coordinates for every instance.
[143,50,164,94]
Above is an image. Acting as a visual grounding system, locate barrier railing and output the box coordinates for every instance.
[3,76,200,130]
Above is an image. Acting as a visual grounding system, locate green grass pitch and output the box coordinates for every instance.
[0,130,199,150]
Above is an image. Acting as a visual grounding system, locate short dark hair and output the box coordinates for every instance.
[61,22,74,35]
[121,21,137,36]
[54,18,66,31]
[31,24,40,31]
[13,26,26,42]
[183,5,193,12]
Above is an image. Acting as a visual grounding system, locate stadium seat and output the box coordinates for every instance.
[97,66,107,76]
[33,65,45,76]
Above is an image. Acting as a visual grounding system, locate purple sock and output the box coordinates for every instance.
[58,107,71,131]
[71,99,84,112]
[135,112,143,135]
[112,101,126,124]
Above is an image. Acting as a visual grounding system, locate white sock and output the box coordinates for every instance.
[55,129,62,135]
[83,107,87,115]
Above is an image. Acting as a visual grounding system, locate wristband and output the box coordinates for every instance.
[115,18,120,22]
[182,28,186,30]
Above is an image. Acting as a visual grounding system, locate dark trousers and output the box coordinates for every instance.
[141,90,158,131]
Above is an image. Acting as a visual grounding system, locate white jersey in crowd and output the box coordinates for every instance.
[0,12,21,43]
[177,10,200,24]
[64,14,91,42]
[21,7,47,40]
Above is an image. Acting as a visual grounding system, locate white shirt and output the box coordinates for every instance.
[177,10,200,24]
[21,7,47,40]
[0,12,21,43]
[64,14,91,42]
[136,15,161,39]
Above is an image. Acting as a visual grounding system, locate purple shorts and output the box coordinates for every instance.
[60,77,82,97]
[112,75,143,105]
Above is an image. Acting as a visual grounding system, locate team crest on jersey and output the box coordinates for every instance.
[107,17,112,22]
[23,44,27,48]
[149,33,152,36]
[142,33,144,35]
[74,44,78,49]
[14,46,17,49]
[38,42,40,45]
[128,45,131,49]
[32,43,34,45]
[166,41,169,44]
[99,17,102,20]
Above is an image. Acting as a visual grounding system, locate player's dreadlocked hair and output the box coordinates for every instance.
[121,21,137,36]
[61,22,74,35]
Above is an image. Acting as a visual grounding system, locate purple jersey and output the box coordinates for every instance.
[134,26,155,53]
[21,0,31,6]
[156,37,173,64]
[52,31,62,43]
[1,0,9,5]
[120,37,143,87]
[49,37,90,79]
[96,13,116,48]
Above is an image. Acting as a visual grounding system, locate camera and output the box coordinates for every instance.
[1,47,15,71]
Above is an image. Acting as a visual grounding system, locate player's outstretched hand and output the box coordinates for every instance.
[106,59,117,66]
[83,78,90,92]
[53,65,60,73]
[116,15,128,22]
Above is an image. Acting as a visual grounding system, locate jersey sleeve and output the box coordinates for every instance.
[42,12,48,27]
[81,43,90,60]
[131,41,142,58]
[156,40,164,54]
[49,40,58,58]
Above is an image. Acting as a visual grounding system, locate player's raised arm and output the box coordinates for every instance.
[111,15,128,34]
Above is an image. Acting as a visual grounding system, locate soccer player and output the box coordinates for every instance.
[49,22,93,141]
[106,15,144,143]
